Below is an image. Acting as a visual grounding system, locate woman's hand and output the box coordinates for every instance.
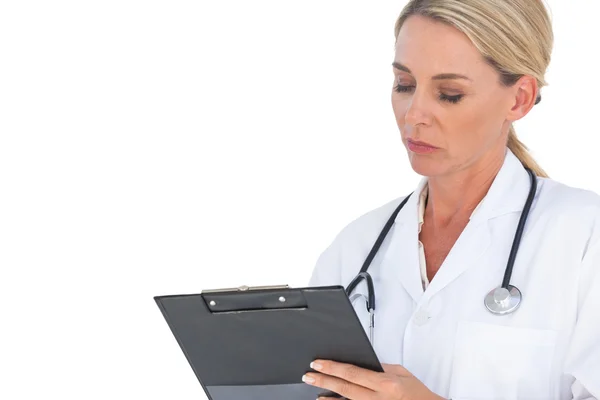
[302,359,446,400]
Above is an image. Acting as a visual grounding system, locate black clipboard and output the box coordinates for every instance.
[154,284,383,400]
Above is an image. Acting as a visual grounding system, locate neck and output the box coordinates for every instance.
[425,148,506,227]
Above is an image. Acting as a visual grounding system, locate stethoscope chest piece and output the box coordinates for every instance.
[484,285,522,315]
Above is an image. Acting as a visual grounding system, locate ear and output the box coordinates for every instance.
[506,75,539,123]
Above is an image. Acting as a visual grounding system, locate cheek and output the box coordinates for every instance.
[391,96,408,124]
[440,104,497,147]
[443,108,479,135]
[460,91,509,135]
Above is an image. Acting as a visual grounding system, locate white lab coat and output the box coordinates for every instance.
[309,149,600,400]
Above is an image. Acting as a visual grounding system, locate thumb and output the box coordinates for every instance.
[381,363,411,376]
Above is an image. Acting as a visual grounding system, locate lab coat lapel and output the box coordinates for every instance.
[421,149,533,302]
[381,177,428,304]
[421,217,492,301]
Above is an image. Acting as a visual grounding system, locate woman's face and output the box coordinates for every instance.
[391,15,534,178]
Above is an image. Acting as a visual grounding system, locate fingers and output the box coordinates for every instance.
[303,371,374,400]
[308,359,385,392]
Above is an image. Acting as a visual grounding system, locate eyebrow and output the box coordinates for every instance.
[392,61,472,81]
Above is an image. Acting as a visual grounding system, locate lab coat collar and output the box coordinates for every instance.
[467,148,533,224]
[394,147,531,226]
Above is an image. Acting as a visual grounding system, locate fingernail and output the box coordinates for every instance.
[310,361,323,370]
[302,374,315,384]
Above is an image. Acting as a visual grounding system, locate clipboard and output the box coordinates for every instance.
[154,284,383,400]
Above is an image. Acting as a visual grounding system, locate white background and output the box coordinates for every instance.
[1,0,598,399]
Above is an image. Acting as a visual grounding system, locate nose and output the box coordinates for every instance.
[403,89,432,127]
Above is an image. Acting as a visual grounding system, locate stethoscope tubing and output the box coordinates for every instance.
[346,167,537,316]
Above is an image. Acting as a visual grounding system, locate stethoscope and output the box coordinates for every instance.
[346,167,538,343]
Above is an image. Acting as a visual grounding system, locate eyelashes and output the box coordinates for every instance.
[393,84,464,104]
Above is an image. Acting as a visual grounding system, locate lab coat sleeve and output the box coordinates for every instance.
[563,231,600,399]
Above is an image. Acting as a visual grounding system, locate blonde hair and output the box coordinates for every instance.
[394,0,553,177]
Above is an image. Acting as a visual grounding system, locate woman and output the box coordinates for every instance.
[303,1,600,399]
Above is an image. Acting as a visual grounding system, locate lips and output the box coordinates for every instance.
[406,139,439,154]
[407,139,437,148]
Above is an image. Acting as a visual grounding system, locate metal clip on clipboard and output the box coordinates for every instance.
[200,284,310,314]
[201,284,290,293]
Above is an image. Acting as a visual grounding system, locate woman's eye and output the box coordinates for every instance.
[394,84,414,93]
[393,84,464,104]
[439,93,464,104]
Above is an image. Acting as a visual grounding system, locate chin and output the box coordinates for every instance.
[406,152,447,177]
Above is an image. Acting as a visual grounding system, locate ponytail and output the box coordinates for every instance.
[507,126,548,178]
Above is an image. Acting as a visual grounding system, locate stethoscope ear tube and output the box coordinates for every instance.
[345,272,376,311]
[347,273,377,344]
